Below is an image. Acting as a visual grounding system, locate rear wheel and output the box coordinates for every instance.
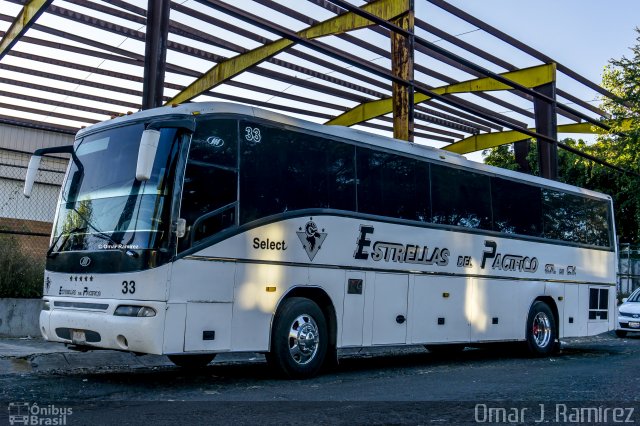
[168,354,215,368]
[525,301,558,356]
[615,330,628,338]
[267,297,328,379]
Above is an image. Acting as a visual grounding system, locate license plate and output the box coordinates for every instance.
[628,322,640,329]
[72,330,86,344]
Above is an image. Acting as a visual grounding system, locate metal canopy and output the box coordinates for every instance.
[0,0,629,167]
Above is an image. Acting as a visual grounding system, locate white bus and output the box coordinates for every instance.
[25,102,616,378]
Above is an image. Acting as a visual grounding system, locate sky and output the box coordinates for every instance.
[438,0,639,112]
[417,0,640,159]
[0,0,638,162]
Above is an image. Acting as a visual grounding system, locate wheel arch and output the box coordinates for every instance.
[530,296,560,338]
[275,286,338,357]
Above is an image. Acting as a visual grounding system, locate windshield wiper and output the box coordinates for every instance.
[47,226,87,258]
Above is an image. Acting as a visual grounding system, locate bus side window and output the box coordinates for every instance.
[491,177,543,237]
[356,148,430,221]
[430,164,491,230]
[179,119,238,251]
[542,189,611,247]
[239,122,356,224]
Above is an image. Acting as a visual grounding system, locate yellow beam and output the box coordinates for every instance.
[442,119,635,154]
[327,63,557,126]
[0,0,52,61]
[168,0,409,105]
[442,130,529,154]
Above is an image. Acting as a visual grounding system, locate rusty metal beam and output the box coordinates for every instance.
[442,121,631,155]
[12,2,390,101]
[0,76,140,110]
[390,1,414,141]
[0,101,100,125]
[312,0,532,127]
[169,0,409,104]
[415,17,608,119]
[0,63,143,97]
[327,64,555,127]
[426,0,625,107]
[0,114,78,134]
[534,82,558,180]
[142,0,170,109]
[0,0,52,61]
[0,89,118,117]
[252,0,500,132]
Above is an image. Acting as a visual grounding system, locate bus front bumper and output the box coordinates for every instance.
[40,297,167,355]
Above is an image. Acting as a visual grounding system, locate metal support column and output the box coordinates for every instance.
[513,139,531,174]
[533,82,558,180]
[390,0,414,142]
[142,0,170,110]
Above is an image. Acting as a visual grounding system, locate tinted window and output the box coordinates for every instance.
[491,178,543,237]
[356,148,430,221]
[542,189,610,246]
[430,164,491,229]
[180,118,237,248]
[240,121,356,224]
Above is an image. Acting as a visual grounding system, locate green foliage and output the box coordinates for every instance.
[0,234,44,298]
[484,28,640,243]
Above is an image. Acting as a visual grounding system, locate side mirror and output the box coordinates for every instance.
[23,155,42,197]
[136,129,161,181]
[622,298,628,303]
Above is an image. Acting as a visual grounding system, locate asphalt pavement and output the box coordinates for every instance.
[0,337,268,374]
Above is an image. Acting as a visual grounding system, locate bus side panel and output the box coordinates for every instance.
[371,273,408,345]
[341,271,365,347]
[410,276,470,344]
[184,302,233,352]
[544,282,565,335]
[469,279,542,342]
[163,303,186,353]
[561,284,584,337]
[231,263,309,352]
[307,268,348,347]
[169,259,236,302]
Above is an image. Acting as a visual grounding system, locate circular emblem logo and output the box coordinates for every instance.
[305,221,319,237]
[79,256,91,267]
[206,136,224,147]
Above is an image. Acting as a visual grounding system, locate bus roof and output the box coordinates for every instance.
[76,101,611,201]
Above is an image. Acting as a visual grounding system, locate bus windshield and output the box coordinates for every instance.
[50,123,181,254]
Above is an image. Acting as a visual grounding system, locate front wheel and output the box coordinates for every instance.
[267,297,328,379]
[525,301,558,357]
[168,354,216,368]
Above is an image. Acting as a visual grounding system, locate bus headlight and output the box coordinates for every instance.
[114,305,156,317]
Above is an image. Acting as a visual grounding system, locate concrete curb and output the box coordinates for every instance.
[0,298,42,337]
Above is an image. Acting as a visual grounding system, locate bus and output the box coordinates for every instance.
[24,102,616,378]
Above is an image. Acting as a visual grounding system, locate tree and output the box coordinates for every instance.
[484,28,640,243]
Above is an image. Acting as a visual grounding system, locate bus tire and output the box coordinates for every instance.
[267,297,328,379]
[168,354,215,368]
[525,301,558,357]
[615,330,628,338]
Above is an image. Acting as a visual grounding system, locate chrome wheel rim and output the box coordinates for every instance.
[288,314,319,365]
[532,312,552,348]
